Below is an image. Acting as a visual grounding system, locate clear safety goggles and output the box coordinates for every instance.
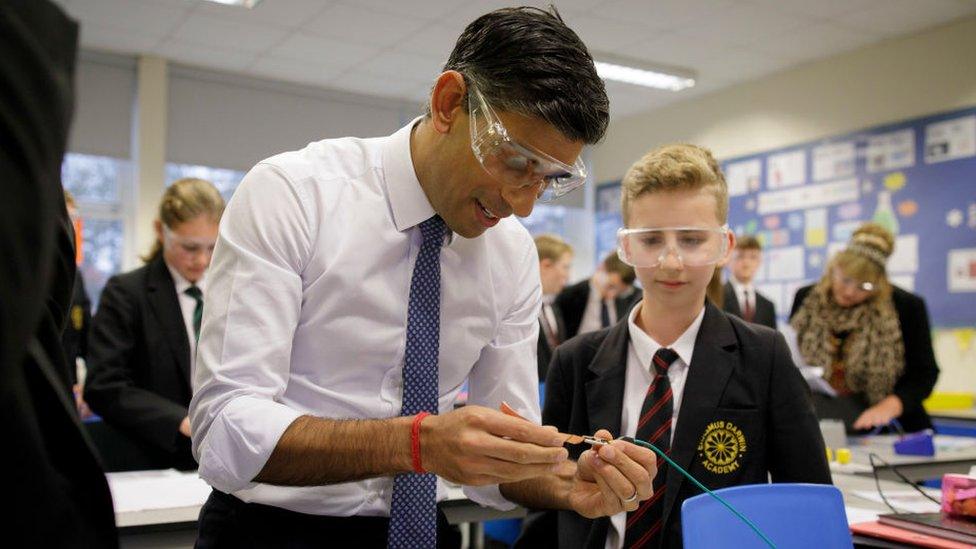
[163,226,216,257]
[468,84,587,203]
[832,267,876,292]
[617,226,731,268]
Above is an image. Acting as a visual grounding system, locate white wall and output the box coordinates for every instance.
[592,15,976,395]
[166,65,419,171]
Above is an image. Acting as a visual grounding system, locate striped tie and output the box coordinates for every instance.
[624,347,678,549]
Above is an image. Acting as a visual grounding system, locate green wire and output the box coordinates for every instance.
[620,436,777,548]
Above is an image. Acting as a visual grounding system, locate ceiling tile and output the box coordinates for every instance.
[246,55,348,88]
[677,3,811,49]
[193,0,333,29]
[269,33,379,68]
[611,30,733,69]
[65,0,189,39]
[170,13,291,54]
[79,22,163,54]
[355,51,444,84]
[560,12,654,52]
[397,22,465,59]
[157,40,259,72]
[692,48,794,88]
[595,0,734,30]
[744,0,882,19]
[745,22,882,65]
[302,4,429,48]
[337,0,464,20]
[332,70,429,101]
[838,0,976,35]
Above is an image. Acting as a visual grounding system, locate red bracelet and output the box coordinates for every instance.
[411,411,432,474]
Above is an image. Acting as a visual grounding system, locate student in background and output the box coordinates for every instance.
[790,222,939,433]
[524,144,830,549]
[723,235,777,330]
[85,178,224,470]
[62,190,94,418]
[557,251,641,339]
[534,234,573,381]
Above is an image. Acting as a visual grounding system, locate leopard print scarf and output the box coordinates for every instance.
[790,285,904,404]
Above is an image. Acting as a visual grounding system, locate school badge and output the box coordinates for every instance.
[71,305,84,331]
[697,420,747,474]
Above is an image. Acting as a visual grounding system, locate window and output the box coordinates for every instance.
[165,163,246,201]
[62,153,132,308]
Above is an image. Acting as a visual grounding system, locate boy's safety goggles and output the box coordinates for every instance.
[617,226,731,268]
[468,84,587,203]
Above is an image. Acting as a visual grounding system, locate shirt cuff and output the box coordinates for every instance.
[196,395,303,494]
[462,483,518,511]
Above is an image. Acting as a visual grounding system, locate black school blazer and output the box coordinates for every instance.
[520,303,831,549]
[85,255,196,470]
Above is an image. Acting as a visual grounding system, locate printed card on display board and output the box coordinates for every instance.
[757,178,859,215]
[765,150,806,189]
[812,142,855,182]
[866,129,915,173]
[925,115,976,163]
[888,234,919,274]
[726,159,761,197]
[948,248,976,292]
[765,246,805,281]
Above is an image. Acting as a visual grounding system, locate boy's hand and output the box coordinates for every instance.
[421,405,569,486]
[568,429,657,518]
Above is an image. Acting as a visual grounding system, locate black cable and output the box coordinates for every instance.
[868,452,942,515]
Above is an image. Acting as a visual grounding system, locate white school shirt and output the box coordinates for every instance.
[579,278,616,334]
[189,119,542,516]
[728,276,755,316]
[166,263,204,371]
[605,304,705,549]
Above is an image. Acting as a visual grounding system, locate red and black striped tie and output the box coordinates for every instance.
[624,347,678,549]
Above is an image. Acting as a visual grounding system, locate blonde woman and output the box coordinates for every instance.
[790,223,939,433]
[85,178,224,470]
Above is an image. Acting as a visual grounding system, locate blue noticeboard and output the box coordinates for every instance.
[595,106,976,327]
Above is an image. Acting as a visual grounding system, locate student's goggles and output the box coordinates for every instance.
[617,226,731,268]
[163,226,216,256]
[468,84,587,203]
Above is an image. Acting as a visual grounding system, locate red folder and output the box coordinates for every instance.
[850,521,974,549]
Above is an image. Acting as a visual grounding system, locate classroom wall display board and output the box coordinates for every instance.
[595,106,976,327]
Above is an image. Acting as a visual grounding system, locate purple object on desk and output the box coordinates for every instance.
[893,432,935,456]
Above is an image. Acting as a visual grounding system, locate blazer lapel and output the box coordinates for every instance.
[661,303,739,526]
[146,257,192,384]
[584,321,630,439]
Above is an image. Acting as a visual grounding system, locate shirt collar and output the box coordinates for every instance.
[729,275,752,295]
[382,116,441,234]
[165,260,204,294]
[627,303,705,371]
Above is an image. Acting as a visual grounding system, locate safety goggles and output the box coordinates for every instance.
[617,226,731,268]
[163,226,216,257]
[468,84,587,203]
[832,267,876,292]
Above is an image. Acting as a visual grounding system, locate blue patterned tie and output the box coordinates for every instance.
[388,215,445,549]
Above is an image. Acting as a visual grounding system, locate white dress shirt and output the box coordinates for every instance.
[189,120,542,516]
[605,304,705,549]
[728,276,755,315]
[579,278,615,334]
[166,263,204,371]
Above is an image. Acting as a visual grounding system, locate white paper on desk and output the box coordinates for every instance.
[849,489,941,514]
[106,469,212,513]
[781,325,837,397]
[845,505,881,525]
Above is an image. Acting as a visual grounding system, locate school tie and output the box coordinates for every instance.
[600,299,611,328]
[624,347,678,549]
[388,215,445,549]
[742,289,754,322]
[184,285,203,342]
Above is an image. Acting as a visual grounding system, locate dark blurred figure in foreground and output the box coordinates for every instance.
[0,0,117,546]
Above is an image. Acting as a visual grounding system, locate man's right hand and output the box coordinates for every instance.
[420,405,569,486]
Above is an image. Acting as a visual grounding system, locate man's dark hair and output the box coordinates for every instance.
[439,6,609,144]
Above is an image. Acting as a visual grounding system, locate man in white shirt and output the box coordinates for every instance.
[722,234,777,330]
[190,7,656,548]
